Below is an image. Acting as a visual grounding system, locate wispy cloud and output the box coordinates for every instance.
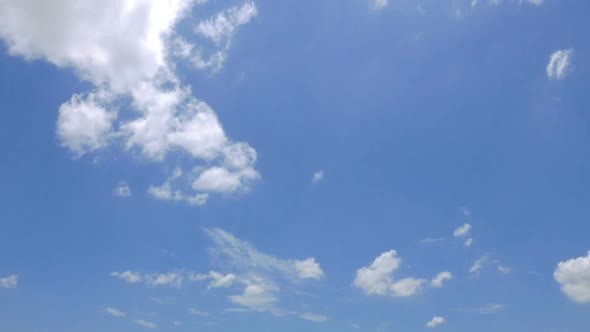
[113,181,132,197]
[105,307,126,317]
[299,312,329,322]
[111,271,184,288]
[204,228,324,282]
[135,320,157,329]
[454,223,472,237]
[455,303,506,315]
[312,170,325,184]
[0,274,18,288]
[547,49,574,80]
[469,256,490,277]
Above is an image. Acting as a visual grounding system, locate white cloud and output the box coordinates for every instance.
[453,223,471,237]
[145,272,183,288]
[57,90,116,157]
[426,316,446,328]
[173,321,182,326]
[465,238,473,247]
[300,312,329,323]
[524,0,543,5]
[148,169,209,206]
[0,275,18,288]
[312,170,324,184]
[111,271,143,284]
[205,228,325,282]
[190,271,236,289]
[192,166,259,193]
[547,49,573,80]
[372,0,389,10]
[469,256,489,276]
[353,250,425,297]
[196,2,257,44]
[498,265,512,275]
[0,0,259,205]
[191,1,257,71]
[114,182,132,197]
[431,272,453,288]
[189,308,209,316]
[294,258,324,280]
[456,303,505,315]
[111,271,183,288]
[229,284,279,313]
[105,307,126,317]
[135,320,157,329]
[354,250,400,295]
[390,278,426,297]
[554,251,590,303]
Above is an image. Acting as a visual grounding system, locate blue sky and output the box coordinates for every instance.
[1,0,590,331]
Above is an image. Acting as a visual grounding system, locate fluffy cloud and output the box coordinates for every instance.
[465,238,473,247]
[431,271,453,288]
[554,251,590,303]
[312,170,324,184]
[0,274,18,288]
[453,223,471,237]
[426,316,446,328]
[353,250,427,297]
[547,49,573,80]
[135,320,157,329]
[0,0,259,206]
[57,90,116,157]
[105,307,126,317]
[294,258,325,280]
[229,284,279,313]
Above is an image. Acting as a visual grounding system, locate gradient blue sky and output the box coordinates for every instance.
[1,0,590,331]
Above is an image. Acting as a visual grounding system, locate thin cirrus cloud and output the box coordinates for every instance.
[372,0,389,10]
[203,228,326,320]
[111,271,184,288]
[134,320,157,329]
[547,49,574,80]
[469,255,491,277]
[455,303,506,315]
[554,251,590,303]
[105,307,126,317]
[0,0,260,206]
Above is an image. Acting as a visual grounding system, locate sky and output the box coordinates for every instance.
[0,0,590,331]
